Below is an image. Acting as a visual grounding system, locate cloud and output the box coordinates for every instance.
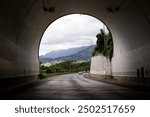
[39,14,106,55]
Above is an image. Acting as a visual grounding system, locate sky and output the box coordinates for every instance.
[39,14,107,56]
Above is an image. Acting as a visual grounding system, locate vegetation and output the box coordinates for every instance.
[92,29,113,61]
[39,61,90,75]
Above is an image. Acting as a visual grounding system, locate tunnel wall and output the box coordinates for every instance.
[110,0,150,82]
[0,0,38,92]
[0,0,39,78]
[88,1,150,84]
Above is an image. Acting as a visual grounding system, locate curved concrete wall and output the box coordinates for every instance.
[0,0,150,83]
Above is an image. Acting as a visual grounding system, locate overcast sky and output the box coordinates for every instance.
[39,14,106,56]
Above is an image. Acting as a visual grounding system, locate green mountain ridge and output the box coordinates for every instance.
[40,45,95,62]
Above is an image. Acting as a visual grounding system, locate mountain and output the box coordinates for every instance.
[40,46,88,59]
[39,45,95,62]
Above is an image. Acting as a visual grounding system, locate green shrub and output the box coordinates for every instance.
[38,73,45,79]
[92,29,113,61]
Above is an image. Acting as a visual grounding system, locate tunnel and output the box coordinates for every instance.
[0,0,150,93]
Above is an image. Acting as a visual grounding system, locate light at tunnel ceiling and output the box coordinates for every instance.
[42,0,55,12]
[106,0,127,13]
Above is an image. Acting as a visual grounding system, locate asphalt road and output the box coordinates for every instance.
[14,74,150,100]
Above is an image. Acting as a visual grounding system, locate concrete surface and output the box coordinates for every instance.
[90,55,111,75]
[13,74,150,100]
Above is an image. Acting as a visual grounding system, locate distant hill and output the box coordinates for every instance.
[40,46,88,59]
[39,45,95,62]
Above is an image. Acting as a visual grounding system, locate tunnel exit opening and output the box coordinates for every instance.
[38,14,113,79]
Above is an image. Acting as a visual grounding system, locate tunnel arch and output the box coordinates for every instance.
[0,0,150,91]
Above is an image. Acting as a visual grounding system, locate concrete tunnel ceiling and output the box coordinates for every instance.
[0,0,150,80]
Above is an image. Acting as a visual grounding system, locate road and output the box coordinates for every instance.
[14,74,150,100]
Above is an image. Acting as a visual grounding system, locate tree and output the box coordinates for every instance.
[96,29,105,53]
[92,29,113,61]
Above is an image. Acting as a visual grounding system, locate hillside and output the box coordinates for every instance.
[39,45,95,62]
[40,46,87,59]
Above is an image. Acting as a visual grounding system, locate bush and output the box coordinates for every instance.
[92,29,113,61]
[38,73,45,79]
[39,61,90,74]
